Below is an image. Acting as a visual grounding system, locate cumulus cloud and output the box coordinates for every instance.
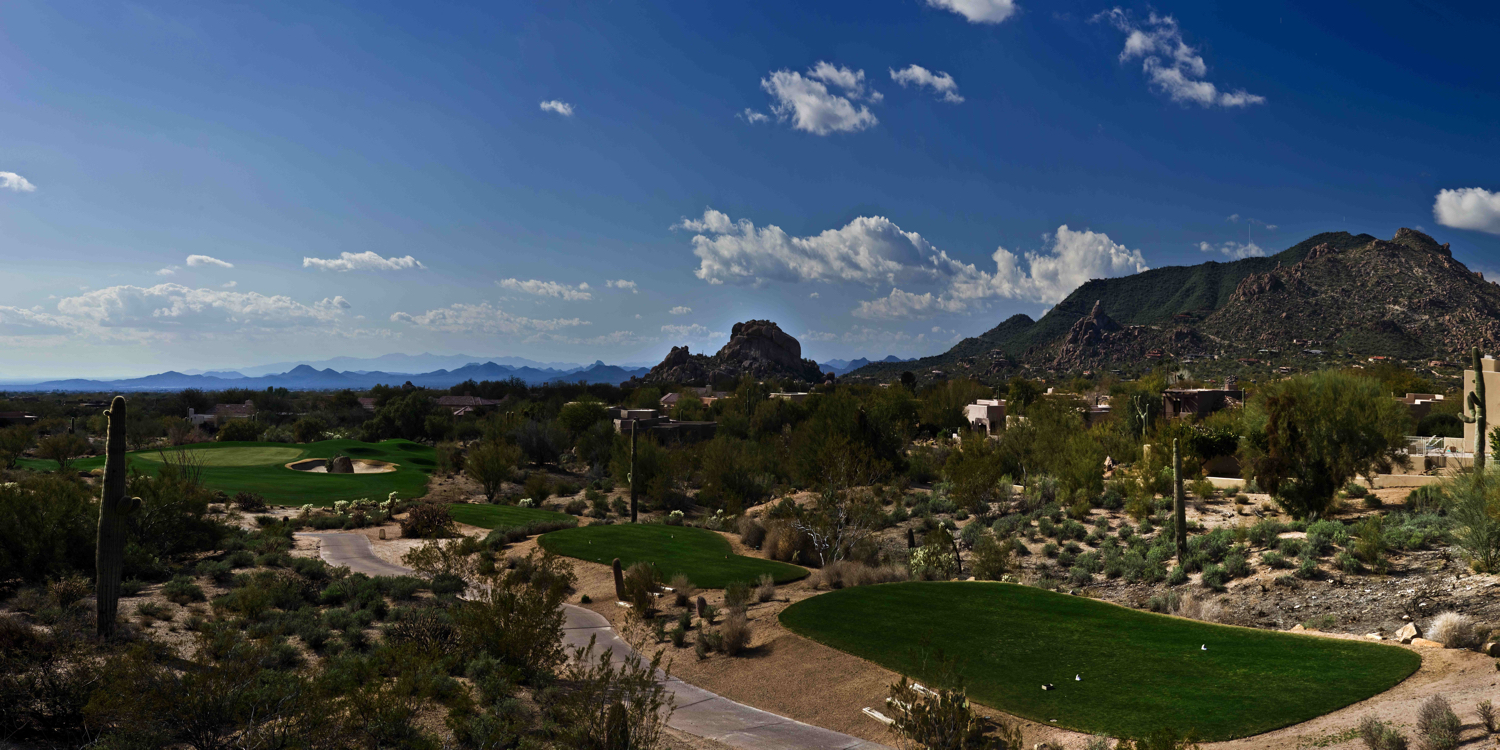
[669,306,692,315]
[760,62,880,135]
[925,0,1017,24]
[1435,188,1500,235]
[303,252,425,272]
[390,303,587,335]
[606,279,639,293]
[0,172,37,192]
[675,208,940,286]
[676,209,1147,320]
[222,281,237,288]
[497,278,593,301]
[156,266,179,276]
[186,254,233,268]
[809,292,820,298]
[320,295,353,310]
[738,109,770,124]
[55,283,348,331]
[1197,240,1266,260]
[890,65,964,103]
[1094,9,1264,108]
[0,306,74,336]
[1227,214,1277,230]
[662,323,724,340]
[539,100,574,117]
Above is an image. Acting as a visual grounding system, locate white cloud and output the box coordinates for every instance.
[320,295,352,310]
[738,109,770,124]
[803,330,838,342]
[56,283,348,332]
[0,306,74,336]
[809,292,820,299]
[890,65,964,103]
[669,306,692,315]
[857,225,1149,319]
[0,172,37,192]
[539,100,574,117]
[222,281,237,288]
[1435,188,1500,235]
[1227,214,1277,230]
[760,62,879,136]
[156,266,179,276]
[661,323,724,340]
[1197,240,1266,260]
[390,302,588,335]
[1094,9,1264,108]
[606,279,639,293]
[677,209,1147,320]
[303,251,425,272]
[675,208,940,286]
[497,278,593,301]
[186,254,234,268]
[925,0,1017,24]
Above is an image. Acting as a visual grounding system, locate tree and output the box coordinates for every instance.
[1239,371,1411,519]
[557,398,609,438]
[1451,472,1500,572]
[466,441,522,501]
[292,416,327,444]
[215,419,264,442]
[37,432,91,473]
[512,419,566,466]
[0,424,35,469]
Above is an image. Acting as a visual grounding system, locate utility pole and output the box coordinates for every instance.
[629,420,639,523]
[1173,438,1186,564]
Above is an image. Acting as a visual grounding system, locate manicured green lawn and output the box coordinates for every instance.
[17,439,434,507]
[447,503,572,529]
[538,523,808,589]
[779,582,1420,741]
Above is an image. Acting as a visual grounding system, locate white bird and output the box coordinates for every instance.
[1075,674,1081,681]
[1201,644,1208,651]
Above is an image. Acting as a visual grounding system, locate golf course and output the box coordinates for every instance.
[446,502,573,529]
[539,523,808,589]
[17,439,434,507]
[779,581,1421,741]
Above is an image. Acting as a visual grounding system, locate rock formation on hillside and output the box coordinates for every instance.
[637,319,824,385]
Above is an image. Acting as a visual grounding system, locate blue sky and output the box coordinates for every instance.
[3,0,1499,378]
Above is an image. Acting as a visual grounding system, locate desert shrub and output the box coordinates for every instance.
[1407,484,1448,514]
[670,625,686,648]
[480,517,577,547]
[564,498,586,515]
[1351,515,1390,572]
[1358,715,1410,750]
[1416,695,1461,750]
[216,419,265,442]
[400,501,456,539]
[1480,699,1497,734]
[1247,518,1287,548]
[553,480,580,498]
[669,574,697,608]
[622,562,662,614]
[1189,478,1217,499]
[1167,565,1187,585]
[1278,536,1308,557]
[231,491,267,512]
[466,441,522,502]
[723,581,751,613]
[1344,482,1369,499]
[1261,551,1291,569]
[522,473,552,504]
[1068,566,1092,587]
[1223,551,1250,578]
[1296,557,1319,579]
[887,678,1023,750]
[135,600,173,622]
[761,520,814,566]
[1428,611,1484,650]
[971,532,1011,581]
[1042,542,1059,558]
[1200,564,1228,591]
[720,612,750,656]
[161,576,205,604]
[754,574,776,603]
[807,560,909,589]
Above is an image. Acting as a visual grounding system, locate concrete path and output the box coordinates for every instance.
[295,531,890,750]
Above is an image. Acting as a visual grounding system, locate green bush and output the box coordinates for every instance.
[1200,564,1228,591]
[1296,557,1319,580]
[161,576,205,605]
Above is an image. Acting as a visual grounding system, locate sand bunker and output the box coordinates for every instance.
[285,458,398,474]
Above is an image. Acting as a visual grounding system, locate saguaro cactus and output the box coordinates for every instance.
[96,396,141,638]
[1460,346,1488,471]
[1173,438,1186,564]
[612,558,625,602]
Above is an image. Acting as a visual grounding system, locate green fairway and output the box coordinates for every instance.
[538,523,808,589]
[447,503,572,529]
[779,582,1420,741]
[17,439,434,507]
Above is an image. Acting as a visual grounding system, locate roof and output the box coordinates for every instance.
[214,402,254,416]
[435,395,501,407]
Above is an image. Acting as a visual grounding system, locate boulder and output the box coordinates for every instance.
[1395,622,1420,644]
[639,320,823,385]
[1290,624,1305,632]
[328,455,355,474]
[1484,642,1500,657]
[1410,637,1444,649]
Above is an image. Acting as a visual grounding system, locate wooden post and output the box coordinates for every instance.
[1173,438,1186,564]
[629,420,639,523]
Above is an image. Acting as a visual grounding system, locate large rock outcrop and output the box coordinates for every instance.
[638,320,824,385]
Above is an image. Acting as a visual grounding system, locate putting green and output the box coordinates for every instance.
[539,523,808,589]
[17,439,433,507]
[132,446,304,466]
[780,582,1420,741]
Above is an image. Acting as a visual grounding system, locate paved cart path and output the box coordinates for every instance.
[295,531,890,750]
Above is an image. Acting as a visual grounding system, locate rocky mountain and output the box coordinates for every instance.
[636,320,825,385]
[820,355,914,375]
[3,360,648,392]
[849,229,1500,381]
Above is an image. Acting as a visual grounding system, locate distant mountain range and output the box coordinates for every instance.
[190,352,593,378]
[819,355,914,376]
[848,228,1500,382]
[1,359,650,393]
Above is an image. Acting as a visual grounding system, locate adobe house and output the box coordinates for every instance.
[1463,356,1500,453]
[1163,378,1245,421]
[964,399,1006,435]
[188,400,255,427]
